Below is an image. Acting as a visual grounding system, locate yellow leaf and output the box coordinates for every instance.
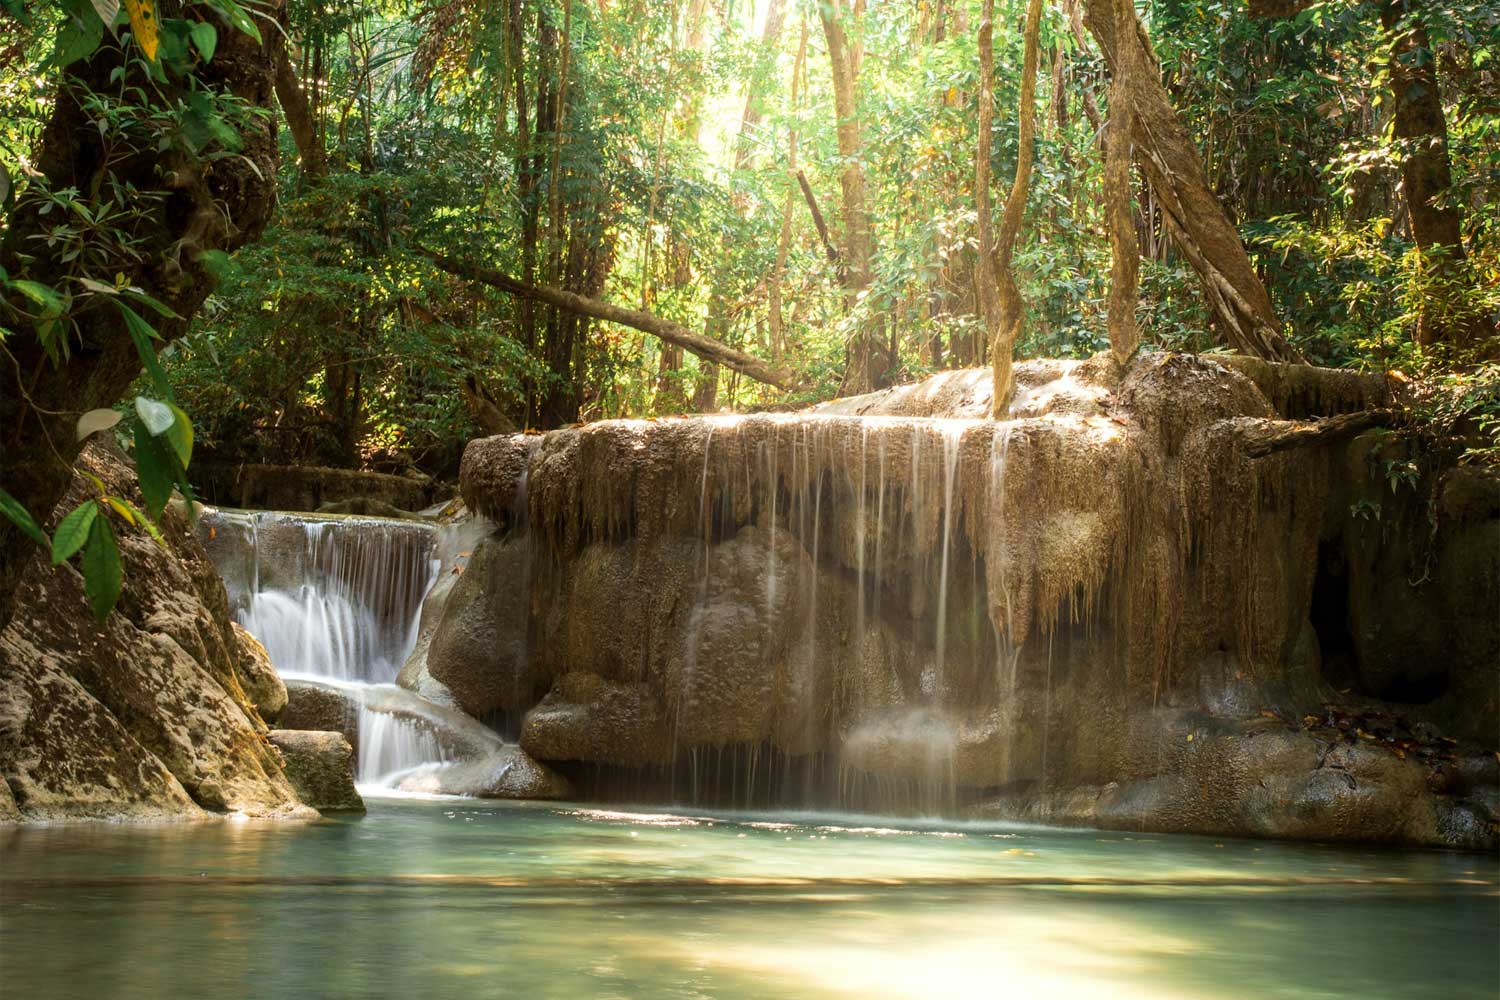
[105,497,138,526]
[123,0,158,61]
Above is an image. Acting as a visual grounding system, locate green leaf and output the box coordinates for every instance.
[76,407,123,440]
[190,20,216,61]
[8,279,64,317]
[82,516,123,622]
[0,488,49,547]
[207,0,260,43]
[134,395,175,436]
[51,502,98,565]
[164,403,193,468]
[114,300,175,401]
[134,423,176,517]
[54,7,104,65]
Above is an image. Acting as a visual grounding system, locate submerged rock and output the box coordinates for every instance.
[0,442,315,823]
[268,730,364,813]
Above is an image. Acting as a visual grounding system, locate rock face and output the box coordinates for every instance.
[0,442,315,823]
[268,730,364,812]
[192,461,434,514]
[281,678,571,800]
[436,354,1498,849]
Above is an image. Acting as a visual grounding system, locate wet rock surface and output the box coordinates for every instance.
[268,730,364,812]
[0,442,314,823]
[443,356,1497,849]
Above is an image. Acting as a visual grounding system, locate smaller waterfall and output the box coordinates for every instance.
[201,509,462,788]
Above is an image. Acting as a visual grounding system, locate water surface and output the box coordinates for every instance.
[3,797,1495,998]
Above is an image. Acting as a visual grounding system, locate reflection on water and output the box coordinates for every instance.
[2,799,1495,999]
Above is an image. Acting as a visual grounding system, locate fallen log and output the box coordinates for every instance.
[1227,409,1399,458]
[421,249,798,392]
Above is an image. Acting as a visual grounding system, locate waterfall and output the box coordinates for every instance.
[202,509,455,788]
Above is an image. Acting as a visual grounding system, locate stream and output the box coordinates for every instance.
[3,796,1496,999]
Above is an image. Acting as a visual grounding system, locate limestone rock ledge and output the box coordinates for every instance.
[0,441,315,824]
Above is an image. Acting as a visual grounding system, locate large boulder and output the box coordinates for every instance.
[268,730,364,812]
[281,680,362,753]
[422,535,539,716]
[0,441,314,822]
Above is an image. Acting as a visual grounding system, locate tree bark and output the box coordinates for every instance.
[768,19,809,362]
[1228,410,1398,458]
[819,0,889,392]
[274,47,328,182]
[0,12,284,629]
[1378,0,1488,348]
[1252,0,1491,349]
[421,251,797,390]
[733,0,788,173]
[1103,0,1140,370]
[979,0,1044,416]
[1084,0,1303,363]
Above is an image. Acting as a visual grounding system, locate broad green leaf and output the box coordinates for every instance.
[0,488,49,547]
[76,408,123,440]
[210,0,260,43]
[51,502,98,565]
[82,517,123,622]
[135,395,175,436]
[134,424,176,517]
[190,20,216,61]
[164,403,194,468]
[123,0,158,61]
[54,8,103,65]
[8,279,64,317]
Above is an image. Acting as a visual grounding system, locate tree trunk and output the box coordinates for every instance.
[819,0,889,392]
[274,44,328,182]
[0,14,284,628]
[733,0,788,173]
[1103,0,1141,370]
[1084,0,1302,363]
[1378,0,1489,348]
[768,19,809,362]
[979,0,1044,416]
[422,251,798,390]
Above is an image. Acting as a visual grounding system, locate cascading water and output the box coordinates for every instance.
[201,509,459,789]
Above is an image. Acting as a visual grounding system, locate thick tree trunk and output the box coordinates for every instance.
[274,48,328,182]
[1378,0,1490,348]
[0,12,284,628]
[1084,0,1302,363]
[422,251,797,390]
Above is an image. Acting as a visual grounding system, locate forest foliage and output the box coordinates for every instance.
[1,0,1498,618]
